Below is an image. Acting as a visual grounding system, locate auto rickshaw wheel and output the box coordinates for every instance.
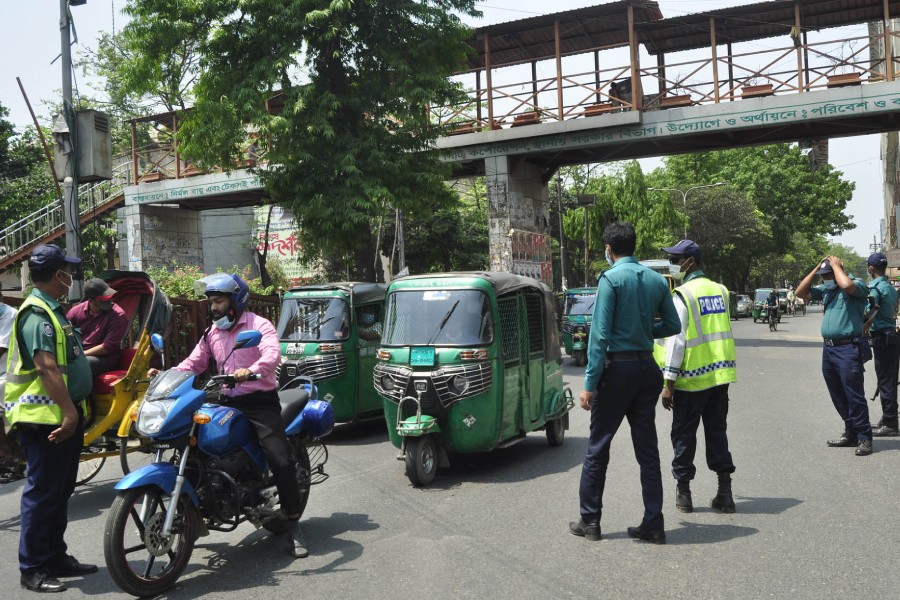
[404,436,438,487]
[546,413,567,447]
[76,456,106,486]
[574,350,587,367]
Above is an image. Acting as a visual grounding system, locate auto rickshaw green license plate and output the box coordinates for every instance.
[410,347,435,367]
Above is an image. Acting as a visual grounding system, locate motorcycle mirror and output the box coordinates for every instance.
[233,329,262,350]
[151,333,165,353]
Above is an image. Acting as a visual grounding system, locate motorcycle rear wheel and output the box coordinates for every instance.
[104,486,197,598]
[263,440,312,533]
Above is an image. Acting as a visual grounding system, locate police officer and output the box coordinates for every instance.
[865,252,900,436]
[569,221,680,544]
[796,256,873,455]
[4,244,97,593]
[655,240,737,514]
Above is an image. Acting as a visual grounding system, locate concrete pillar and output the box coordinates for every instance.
[485,155,552,285]
[120,204,203,272]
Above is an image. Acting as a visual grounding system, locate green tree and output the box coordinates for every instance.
[0,103,56,229]
[118,0,480,265]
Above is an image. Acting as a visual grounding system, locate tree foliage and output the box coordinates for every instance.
[118,0,480,264]
[0,103,56,229]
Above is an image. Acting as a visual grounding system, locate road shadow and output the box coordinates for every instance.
[417,433,586,492]
[325,419,389,447]
[693,495,803,515]
[139,512,380,598]
[871,438,900,453]
[601,521,759,545]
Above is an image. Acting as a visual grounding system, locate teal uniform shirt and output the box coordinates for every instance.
[584,256,680,391]
[810,278,868,339]
[868,276,898,333]
[18,288,93,403]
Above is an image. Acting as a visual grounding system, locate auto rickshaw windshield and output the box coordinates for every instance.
[382,289,493,346]
[754,289,771,302]
[565,293,595,316]
[277,297,350,341]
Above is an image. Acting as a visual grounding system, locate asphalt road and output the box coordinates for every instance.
[1,305,898,599]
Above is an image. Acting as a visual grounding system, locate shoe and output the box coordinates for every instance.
[568,519,601,541]
[627,526,666,545]
[855,439,873,456]
[710,473,736,514]
[45,554,98,577]
[872,424,900,437]
[288,522,309,558]
[826,433,856,447]
[20,571,67,593]
[675,481,693,513]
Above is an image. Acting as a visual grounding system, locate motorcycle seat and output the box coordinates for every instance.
[279,387,310,429]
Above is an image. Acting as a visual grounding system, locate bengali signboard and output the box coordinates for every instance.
[125,172,263,205]
[511,230,552,287]
[254,206,315,285]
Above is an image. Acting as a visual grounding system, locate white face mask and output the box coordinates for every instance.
[605,248,615,267]
[213,315,235,330]
[57,270,73,296]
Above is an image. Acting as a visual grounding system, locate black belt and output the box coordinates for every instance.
[823,338,855,347]
[607,351,654,361]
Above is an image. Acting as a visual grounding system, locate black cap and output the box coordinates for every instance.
[28,244,81,271]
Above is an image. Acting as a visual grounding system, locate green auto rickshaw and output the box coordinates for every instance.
[276,282,386,423]
[374,272,574,487]
[562,287,595,366]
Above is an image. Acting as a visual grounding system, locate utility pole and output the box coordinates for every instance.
[577,194,596,285]
[398,209,406,272]
[60,0,84,298]
[556,173,567,291]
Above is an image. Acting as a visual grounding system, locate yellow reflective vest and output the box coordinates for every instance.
[654,277,736,392]
[4,295,83,427]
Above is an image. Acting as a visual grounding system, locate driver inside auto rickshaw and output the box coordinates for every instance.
[66,279,129,378]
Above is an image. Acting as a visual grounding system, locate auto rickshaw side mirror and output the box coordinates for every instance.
[150,333,165,353]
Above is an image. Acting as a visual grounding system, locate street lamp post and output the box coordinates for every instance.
[648,182,726,238]
[556,173,568,291]
[577,194,596,285]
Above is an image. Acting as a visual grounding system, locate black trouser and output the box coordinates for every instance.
[224,391,301,516]
[17,411,84,573]
[872,331,900,426]
[579,358,664,531]
[670,383,735,482]
[86,355,113,378]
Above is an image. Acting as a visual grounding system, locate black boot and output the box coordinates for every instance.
[287,520,309,558]
[710,472,736,513]
[675,480,693,513]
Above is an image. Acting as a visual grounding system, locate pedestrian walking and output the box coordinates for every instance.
[654,240,737,514]
[569,221,680,544]
[865,252,900,436]
[4,244,97,593]
[796,256,873,455]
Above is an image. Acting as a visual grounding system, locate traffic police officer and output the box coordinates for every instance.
[796,256,873,455]
[5,244,97,593]
[866,252,900,436]
[654,240,737,514]
[569,221,680,544]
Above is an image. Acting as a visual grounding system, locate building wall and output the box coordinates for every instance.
[201,207,258,277]
[119,204,203,272]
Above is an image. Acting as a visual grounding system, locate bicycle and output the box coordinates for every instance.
[767,307,778,332]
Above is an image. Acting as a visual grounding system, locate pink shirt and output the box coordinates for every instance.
[175,311,281,397]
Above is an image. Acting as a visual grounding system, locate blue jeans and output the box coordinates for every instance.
[579,359,664,530]
[872,332,900,424]
[670,384,735,482]
[822,344,872,441]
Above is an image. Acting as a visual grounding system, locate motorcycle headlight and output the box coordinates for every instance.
[380,374,395,391]
[136,399,176,436]
[449,374,469,395]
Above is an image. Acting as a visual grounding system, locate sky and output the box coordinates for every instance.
[0,0,887,256]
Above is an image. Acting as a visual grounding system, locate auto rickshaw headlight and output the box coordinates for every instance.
[381,374,395,391]
[449,374,469,395]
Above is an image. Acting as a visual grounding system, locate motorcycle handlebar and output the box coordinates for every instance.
[206,373,261,388]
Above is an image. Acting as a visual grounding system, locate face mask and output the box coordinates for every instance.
[605,249,615,267]
[671,271,686,282]
[57,271,73,296]
[213,315,235,330]
[824,280,837,290]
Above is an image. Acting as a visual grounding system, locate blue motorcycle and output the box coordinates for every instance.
[103,331,334,598]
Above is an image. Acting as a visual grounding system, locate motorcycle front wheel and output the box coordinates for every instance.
[263,440,312,534]
[104,486,197,598]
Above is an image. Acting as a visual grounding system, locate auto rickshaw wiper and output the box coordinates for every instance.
[426,300,460,346]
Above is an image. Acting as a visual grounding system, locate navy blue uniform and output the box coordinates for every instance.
[869,276,900,427]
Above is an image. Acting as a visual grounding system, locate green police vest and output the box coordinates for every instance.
[654,278,736,392]
[4,295,82,427]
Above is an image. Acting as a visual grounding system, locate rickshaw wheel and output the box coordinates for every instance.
[546,413,567,447]
[404,436,438,487]
[76,456,106,486]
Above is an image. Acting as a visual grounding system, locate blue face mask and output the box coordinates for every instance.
[605,249,615,267]
[214,315,235,330]
[823,280,837,290]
